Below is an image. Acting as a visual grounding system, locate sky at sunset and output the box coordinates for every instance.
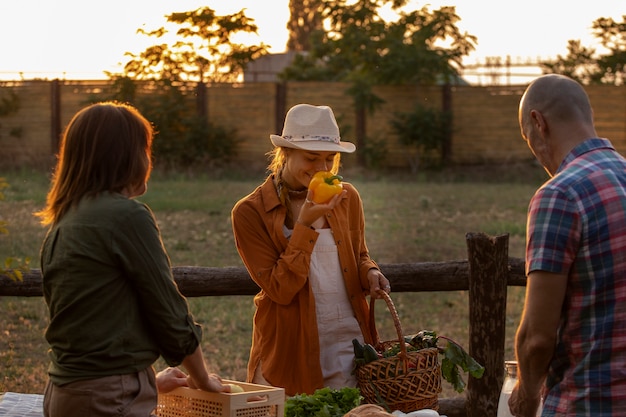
[0,0,623,81]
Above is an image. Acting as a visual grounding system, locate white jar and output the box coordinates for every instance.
[497,360,542,417]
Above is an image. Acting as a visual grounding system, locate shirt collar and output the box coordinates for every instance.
[260,175,283,213]
[557,138,614,174]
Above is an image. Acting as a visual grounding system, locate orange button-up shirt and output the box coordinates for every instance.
[231,175,379,396]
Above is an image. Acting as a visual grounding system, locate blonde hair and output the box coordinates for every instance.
[36,102,153,225]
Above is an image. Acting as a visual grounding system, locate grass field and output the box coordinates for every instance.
[0,164,547,397]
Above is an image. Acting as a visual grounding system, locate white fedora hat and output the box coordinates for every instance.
[270,104,356,153]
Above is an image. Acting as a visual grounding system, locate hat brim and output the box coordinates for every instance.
[270,135,356,153]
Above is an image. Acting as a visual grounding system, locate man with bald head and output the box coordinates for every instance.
[509,74,626,416]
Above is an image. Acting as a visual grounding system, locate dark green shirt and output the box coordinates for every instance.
[41,192,201,385]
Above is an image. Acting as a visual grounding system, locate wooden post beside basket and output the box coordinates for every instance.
[355,291,442,413]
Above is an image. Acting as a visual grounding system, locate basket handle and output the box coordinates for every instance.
[368,289,408,361]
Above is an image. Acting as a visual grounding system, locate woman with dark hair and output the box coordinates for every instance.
[37,102,227,417]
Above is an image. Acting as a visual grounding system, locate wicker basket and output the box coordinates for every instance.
[155,380,285,417]
[355,291,442,413]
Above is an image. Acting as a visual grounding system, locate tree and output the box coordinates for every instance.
[0,90,20,140]
[592,16,626,85]
[0,178,30,281]
[282,1,475,86]
[280,0,476,167]
[103,7,269,169]
[287,0,324,51]
[0,93,29,280]
[542,15,626,85]
[540,40,597,85]
[390,103,451,173]
[123,7,269,83]
[0,91,19,118]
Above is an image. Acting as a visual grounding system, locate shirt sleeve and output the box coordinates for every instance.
[526,185,580,275]
[231,197,314,305]
[113,201,201,366]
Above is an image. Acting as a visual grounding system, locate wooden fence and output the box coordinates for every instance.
[2,80,626,171]
[0,233,527,417]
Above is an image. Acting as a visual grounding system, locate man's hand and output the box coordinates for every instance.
[509,383,542,417]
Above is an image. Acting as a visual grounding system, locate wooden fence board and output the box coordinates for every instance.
[3,80,625,170]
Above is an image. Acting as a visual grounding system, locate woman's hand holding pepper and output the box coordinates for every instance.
[295,189,347,228]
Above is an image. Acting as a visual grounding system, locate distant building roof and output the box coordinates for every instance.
[243,51,300,83]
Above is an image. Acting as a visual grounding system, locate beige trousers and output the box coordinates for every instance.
[43,367,157,417]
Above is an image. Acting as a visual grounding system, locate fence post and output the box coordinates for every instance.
[50,79,61,153]
[196,81,207,119]
[465,232,508,417]
[275,82,286,135]
[441,82,452,165]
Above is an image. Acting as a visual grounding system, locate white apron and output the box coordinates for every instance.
[309,228,361,388]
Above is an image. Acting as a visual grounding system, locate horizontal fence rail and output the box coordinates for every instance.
[0,258,526,297]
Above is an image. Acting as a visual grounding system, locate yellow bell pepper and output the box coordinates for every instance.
[308,171,343,204]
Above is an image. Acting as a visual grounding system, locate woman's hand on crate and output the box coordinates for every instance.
[156,366,230,394]
[187,372,230,393]
[157,367,190,393]
[182,345,231,393]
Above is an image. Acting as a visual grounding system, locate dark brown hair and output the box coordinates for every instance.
[36,102,153,225]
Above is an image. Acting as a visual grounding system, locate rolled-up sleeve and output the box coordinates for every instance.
[114,202,201,366]
[232,192,314,305]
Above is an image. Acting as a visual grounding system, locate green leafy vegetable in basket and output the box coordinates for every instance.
[406,330,438,350]
[439,335,485,393]
[284,387,362,417]
[352,339,381,366]
[352,330,485,393]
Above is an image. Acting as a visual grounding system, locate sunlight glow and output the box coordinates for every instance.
[0,0,623,81]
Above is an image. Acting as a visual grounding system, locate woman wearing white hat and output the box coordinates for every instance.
[231,104,390,396]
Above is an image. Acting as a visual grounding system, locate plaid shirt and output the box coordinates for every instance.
[527,138,626,416]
